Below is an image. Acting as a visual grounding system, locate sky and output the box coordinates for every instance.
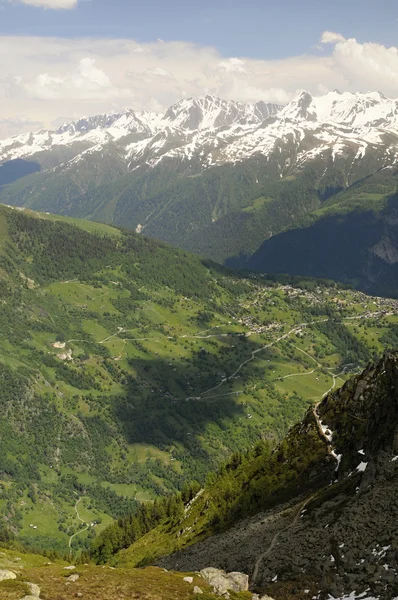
[1,0,398,136]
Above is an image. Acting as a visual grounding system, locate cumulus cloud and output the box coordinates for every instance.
[319,32,398,92]
[25,58,131,100]
[18,0,78,8]
[321,31,347,44]
[219,58,247,74]
[2,32,398,137]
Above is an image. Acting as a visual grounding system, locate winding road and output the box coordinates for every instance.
[66,308,392,405]
[192,323,307,401]
[68,498,89,554]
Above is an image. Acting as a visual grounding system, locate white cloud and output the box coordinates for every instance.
[219,58,247,74]
[25,58,130,100]
[18,0,78,8]
[2,32,398,137]
[321,31,346,44]
[0,117,44,137]
[332,37,398,90]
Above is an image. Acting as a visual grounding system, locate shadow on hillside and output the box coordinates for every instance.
[243,207,398,297]
[110,334,269,452]
[0,158,41,187]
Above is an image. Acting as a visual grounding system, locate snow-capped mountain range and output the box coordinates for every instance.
[2,90,398,295]
[0,96,280,168]
[2,90,398,174]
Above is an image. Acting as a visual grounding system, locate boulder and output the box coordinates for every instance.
[194,586,203,594]
[0,569,16,581]
[183,576,194,583]
[26,582,41,597]
[227,571,249,591]
[199,567,249,595]
[67,573,80,582]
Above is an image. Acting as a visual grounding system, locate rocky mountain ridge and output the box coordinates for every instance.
[3,90,398,176]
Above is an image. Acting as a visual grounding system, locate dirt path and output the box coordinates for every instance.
[280,367,316,380]
[321,372,338,398]
[68,498,89,553]
[196,323,306,400]
[292,344,320,366]
[250,494,317,587]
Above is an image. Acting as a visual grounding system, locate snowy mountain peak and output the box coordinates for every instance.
[57,112,125,135]
[57,108,162,139]
[163,95,281,131]
[279,89,398,129]
[279,91,316,122]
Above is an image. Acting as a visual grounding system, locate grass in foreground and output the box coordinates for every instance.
[0,547,251,600]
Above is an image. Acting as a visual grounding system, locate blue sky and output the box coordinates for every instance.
[1,0,398,59]
[1,0,398,137]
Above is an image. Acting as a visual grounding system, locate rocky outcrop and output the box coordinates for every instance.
[193,586,203,594]
[199,568,249,597]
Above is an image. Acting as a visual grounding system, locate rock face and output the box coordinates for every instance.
[199,567,249,596]
[0,569,16,581]
[159,353,398,600]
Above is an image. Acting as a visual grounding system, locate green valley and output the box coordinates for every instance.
[0,203,397,559]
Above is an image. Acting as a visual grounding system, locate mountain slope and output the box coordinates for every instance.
[116,352,398,600]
